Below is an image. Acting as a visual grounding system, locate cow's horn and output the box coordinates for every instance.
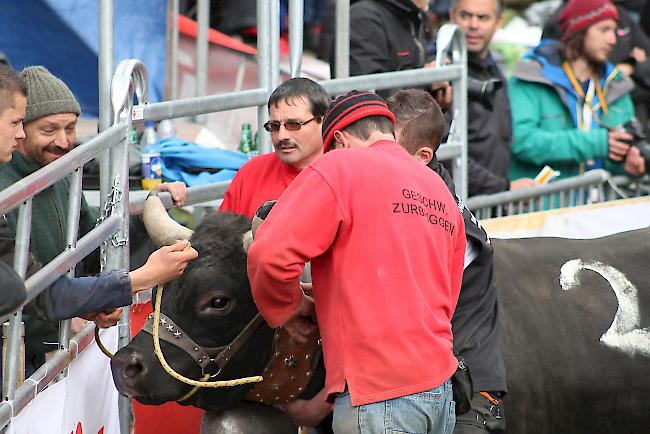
[143,194,194,246]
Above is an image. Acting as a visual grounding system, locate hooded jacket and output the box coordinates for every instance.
[508,40,634,181]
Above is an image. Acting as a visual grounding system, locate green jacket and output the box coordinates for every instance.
[508,40,635,181]
[0,152,99,270]
[0,152,99,360]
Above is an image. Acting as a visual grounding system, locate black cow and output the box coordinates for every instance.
[111,210,650,433]
[111,212,324,433]
[494,230,650,433]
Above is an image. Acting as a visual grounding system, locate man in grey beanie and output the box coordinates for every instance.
[0,66,191,375]
[17,65,81,165]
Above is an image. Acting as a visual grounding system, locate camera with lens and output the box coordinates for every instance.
[621,118,650,170]
[467,77,503,107]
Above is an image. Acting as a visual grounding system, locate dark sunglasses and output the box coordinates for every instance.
[263,117,318,133]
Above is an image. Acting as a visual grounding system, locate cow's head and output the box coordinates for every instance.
[110,198,275,412]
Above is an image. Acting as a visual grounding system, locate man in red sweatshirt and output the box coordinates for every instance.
[248,91,465,434]
[220,78,330,218]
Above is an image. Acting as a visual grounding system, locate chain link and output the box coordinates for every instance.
[98,176,128,270]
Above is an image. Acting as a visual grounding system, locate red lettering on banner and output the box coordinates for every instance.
[71,422,106,434]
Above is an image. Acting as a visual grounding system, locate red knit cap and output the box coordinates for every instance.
[559,0,618,41]
[322,91,396,152]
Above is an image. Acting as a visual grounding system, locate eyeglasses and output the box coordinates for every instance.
[263,117,317,133]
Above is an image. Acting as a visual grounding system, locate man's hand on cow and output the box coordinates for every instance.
[276,389,333,427]
[156,181,188,207]
[129,240,199,293]
[607,130,633,161]
[282,293,316,344]
[624,145,646,176]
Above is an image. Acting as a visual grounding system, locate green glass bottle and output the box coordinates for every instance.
[238,123,253,155]
[250,130,259,157]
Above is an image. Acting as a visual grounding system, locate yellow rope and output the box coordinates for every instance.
[152,284,264,388]
[176,373,210,402]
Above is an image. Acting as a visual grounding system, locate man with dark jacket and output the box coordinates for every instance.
[448,0,535,196]
[388,88,507,433]
[333,0,430,96]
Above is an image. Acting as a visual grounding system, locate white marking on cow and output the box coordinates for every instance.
[559,259,650,357]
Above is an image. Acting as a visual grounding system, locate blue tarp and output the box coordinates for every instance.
[0,0,167,118]
[160,138,249,187]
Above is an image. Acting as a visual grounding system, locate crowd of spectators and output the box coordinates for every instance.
[200,0,650,198]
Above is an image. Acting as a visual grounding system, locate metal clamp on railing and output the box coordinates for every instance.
[111,59,148,124]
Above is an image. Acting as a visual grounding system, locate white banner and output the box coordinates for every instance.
[482,196,650,239]
[9,327,120,434]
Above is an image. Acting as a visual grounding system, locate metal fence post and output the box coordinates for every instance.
[98,0,114,242]
[195,0,210,124]
[2,201,32,401]
[270,0,281,91]
[257,0,272,154]
[289,0,304,78]
[57,167,84,376]
[110,59,148,434]
[335,0,350,79]
[169,0,180,101]
[436,25,468,200]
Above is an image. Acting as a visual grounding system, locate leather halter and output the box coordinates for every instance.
[141,311,266,377]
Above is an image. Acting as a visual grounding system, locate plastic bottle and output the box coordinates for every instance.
[238,123,253,155]
[141,121,163,190]
[157,119,177,139]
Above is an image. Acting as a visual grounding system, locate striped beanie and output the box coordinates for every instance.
[559,0,618,41]
[321,91,395,152]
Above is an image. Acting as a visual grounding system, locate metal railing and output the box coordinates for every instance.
[466,170,641,219]
[0,62,142,430]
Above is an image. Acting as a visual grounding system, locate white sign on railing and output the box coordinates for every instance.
[8,328,120,434]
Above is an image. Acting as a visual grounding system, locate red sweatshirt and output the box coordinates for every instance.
[220,153,302,218]
[248,140,466,406]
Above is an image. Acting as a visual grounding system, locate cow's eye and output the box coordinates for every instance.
[211,297,230,310]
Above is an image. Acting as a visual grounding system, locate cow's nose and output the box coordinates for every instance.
[121,352,148,383]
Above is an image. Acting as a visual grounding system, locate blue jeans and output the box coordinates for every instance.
[332,380,455,434]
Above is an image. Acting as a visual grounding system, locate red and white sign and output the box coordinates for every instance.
[8,327,120,434]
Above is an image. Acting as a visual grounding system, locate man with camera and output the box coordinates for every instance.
[509,0,646,182]
[444,0,535,197]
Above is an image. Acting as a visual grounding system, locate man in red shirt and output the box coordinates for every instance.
[220,78,330,217]
[248,91,465,434]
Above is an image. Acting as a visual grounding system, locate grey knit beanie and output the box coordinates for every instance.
[20,66,80,124]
